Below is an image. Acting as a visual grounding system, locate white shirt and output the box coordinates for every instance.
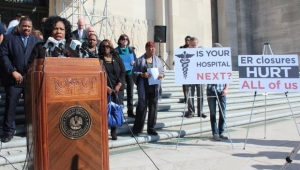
[6,19,19,34]
[78,29,83,38]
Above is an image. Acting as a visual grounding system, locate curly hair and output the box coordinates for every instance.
[43,16,72,42]
[98,39,115,55]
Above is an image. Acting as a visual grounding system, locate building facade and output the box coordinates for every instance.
[1,0,299,70]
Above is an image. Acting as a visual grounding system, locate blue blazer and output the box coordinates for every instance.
[0,32,42,82]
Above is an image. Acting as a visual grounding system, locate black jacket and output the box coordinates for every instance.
[99,52,126,91]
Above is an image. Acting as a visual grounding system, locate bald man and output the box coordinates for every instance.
[71,17,86,40]
[83,26,101,48]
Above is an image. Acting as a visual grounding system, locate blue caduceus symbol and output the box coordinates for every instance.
[175,51,195,79]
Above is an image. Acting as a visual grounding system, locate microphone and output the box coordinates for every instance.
[70,39,82,51]
[58,43,65,51]
[58,43,70,57]
[70,39,83,57]
[43,37,58,51]
[81,41,88,50]
[81,41,95,58]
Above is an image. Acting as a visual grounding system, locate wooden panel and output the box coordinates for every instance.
[25,58,109,170]
[47,100,105,170]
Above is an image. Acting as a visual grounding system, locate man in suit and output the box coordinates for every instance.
[0,17,42,143]
[71,17,86,41]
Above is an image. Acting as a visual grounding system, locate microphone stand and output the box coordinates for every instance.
[46,41,55,57]
[48,47,53,57]
[158,40,170,70]
[76,46,83,58]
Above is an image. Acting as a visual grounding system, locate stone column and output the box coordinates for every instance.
[154,0,170,70]
[217,0,238,70]
[168,0,175,70]
[49,0,55,15]
[236,0,253,55]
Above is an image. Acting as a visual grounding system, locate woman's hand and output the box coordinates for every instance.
[141,72,151,78]
[158,73,164,79]
[107,86,114,95]
[130,61,135,66]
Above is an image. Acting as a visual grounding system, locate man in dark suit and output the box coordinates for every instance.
[0,17,42,143]
[71,17,86,41]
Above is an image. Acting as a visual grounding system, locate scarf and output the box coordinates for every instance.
[118,46,130,55]
[118,46,132,75]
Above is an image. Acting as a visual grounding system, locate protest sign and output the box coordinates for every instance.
[174,47,232,84]
[238,55,300,92]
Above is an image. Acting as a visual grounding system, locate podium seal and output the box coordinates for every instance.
[60,106,92,139]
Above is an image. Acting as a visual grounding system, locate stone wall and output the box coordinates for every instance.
[252,0,300,57]
[49,0,212,69]
[216,0,300,70]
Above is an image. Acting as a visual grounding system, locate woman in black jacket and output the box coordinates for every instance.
[99,39,126,140]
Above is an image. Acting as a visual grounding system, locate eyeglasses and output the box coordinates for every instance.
[101,45,111,49]
[121,38,128,41]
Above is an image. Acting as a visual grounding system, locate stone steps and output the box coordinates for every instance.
[1,70,300,168]
[1,107,298,166]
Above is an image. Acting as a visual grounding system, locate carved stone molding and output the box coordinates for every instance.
[98,15,155,56]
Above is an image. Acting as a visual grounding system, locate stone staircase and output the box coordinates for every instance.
[1,70,300,168]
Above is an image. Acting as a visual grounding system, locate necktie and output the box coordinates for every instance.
[23,37,28,47]
[79,30,82,38]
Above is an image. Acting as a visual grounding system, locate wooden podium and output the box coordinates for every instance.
[25,58,109,170]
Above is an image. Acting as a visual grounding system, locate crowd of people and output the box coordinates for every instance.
[0,14,165,142]
[0,14,228,143]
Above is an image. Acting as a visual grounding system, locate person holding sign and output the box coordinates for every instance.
[115,34,137,118]
[207,43,229,141]
[184,37,207,119]
[132,41,164,136]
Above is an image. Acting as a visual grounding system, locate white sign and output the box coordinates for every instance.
[174,47,232,84]
[238,55,300,92]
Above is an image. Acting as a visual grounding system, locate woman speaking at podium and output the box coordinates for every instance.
[27,16,79,67]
